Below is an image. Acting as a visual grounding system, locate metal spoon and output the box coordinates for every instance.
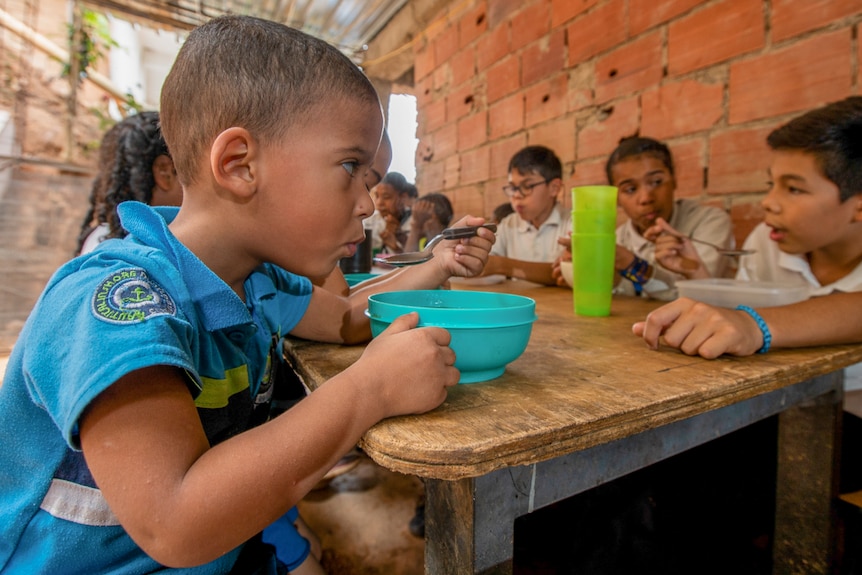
[373,223,497,267]
[687,235,755,257]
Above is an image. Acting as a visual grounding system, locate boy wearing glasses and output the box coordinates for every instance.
[480,145,571,285]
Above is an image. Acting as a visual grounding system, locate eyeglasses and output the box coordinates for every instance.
[502,179,549,198]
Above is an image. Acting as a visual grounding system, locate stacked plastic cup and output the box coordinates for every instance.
[571,186,618,316]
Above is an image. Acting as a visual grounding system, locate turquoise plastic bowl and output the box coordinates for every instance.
[366,290,537,383]
[344,273,380,286]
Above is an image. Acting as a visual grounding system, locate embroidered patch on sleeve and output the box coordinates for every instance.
[91,268,177,324]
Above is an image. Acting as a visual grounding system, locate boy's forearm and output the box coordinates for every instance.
[758,292,862,348]
[484,255,555,285]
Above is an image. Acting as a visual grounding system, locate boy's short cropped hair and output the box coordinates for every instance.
[766,96,862,202]
[381,172,418,200]
[508,145,562,182]
[160,15,380,185]
[604,136,675,183]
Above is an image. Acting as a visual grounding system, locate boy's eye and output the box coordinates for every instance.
[649,177,664,187]
[621,185,637,195]
[342,161,358,176]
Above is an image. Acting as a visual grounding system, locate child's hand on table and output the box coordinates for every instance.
[632,297,765,359]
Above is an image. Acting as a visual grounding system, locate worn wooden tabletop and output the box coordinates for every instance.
[284,281,862,480]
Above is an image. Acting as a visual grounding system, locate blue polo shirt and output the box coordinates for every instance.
[0,202,312,573]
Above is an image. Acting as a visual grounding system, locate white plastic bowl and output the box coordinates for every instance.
[676,278,809,308]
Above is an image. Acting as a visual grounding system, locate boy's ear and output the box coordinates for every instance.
[852,195,862,223]
[210,127,258,198]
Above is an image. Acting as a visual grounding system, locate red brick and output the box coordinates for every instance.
[450,48,476,88]
[489,92,525,139]
[566,0,627,66]
[729,29,852,124]
[460,145,491,185]
[444,154,461,188]
[708,125,776,194]
[417,159,445,193]
[487,0,522,29]
[433,62,449,91]
[525,74,569,128]
[414,42,435,82]
[772,0,861,42]
[595,33,663,103]
[551,0,598,27]
[668,0,764,76]
[447,83,476,123]
[415,75,434,109]
[458,111,488,151]
[522,29,566,87]
[484,177,512,218]
[431,123,457,160]
[567,67,595,112]
[511,2,551,52]
[459,2,488,48]
[490,133,528,179]
[577,96,640,160]
[729,200,765,248]
[641,79,724,140]
[570,157,609,188]
[486,55,520,103]
[859,25,862,83]
[630,0,704,36]
[421,98,447,133]
[434,24,460,66]
[667,138,706,198]
[528,115,577,164]
[476,23,510,72]
[451,185,486,220]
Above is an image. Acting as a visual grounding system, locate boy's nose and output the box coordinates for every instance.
[359,190,375,219]
[761,188,781,213]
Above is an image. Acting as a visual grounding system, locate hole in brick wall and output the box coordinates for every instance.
[421,145,434,162]
[424,88,430,96]
[542,94,550,103]
[477,13,485,25]
[464,95,474,105]
[608,69,618,78]
[662,65,668,77]
[598,106,614,121]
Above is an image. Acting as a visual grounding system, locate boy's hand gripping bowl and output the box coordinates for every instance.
[366,290,537,383]
[374,223,497,267]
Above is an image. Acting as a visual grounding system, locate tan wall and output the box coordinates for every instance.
[411,0,862,247]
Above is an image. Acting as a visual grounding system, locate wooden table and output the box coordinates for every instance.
[284,281,862,574]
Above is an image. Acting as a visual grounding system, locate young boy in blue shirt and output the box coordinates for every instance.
[0,15,494,574]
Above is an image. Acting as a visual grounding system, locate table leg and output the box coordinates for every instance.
[425,466,534,574]
[773,372,843,574]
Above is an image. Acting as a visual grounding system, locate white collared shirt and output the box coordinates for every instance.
[490,204,571,262]
[615,199,734,300]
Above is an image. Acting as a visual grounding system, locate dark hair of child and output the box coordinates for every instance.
[76,111,168,252]
[766,96,862,202]
[508,145,562,182]
[381,171,419,200]
[419,193,453,227]
[492,202,515,223]
[604,136,675,184]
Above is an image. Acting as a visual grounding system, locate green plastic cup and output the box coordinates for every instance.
[572,209,618,235]
[571,233,616,316]
[572,185,618,212]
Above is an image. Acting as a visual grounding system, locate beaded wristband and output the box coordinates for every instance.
[619,256,649,295]
[736,305,772,354]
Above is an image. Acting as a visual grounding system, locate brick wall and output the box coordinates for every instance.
[411,0,862,246]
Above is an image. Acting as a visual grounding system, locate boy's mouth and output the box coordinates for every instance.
[768,225,787,242]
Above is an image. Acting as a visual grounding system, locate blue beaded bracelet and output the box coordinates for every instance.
[736,305,772,354]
